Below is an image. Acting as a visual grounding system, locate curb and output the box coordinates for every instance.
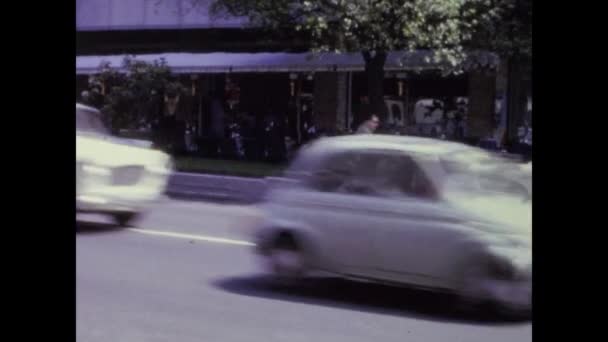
[166,172,271,203]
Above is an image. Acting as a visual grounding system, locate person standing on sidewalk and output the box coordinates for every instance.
[356,114,380,134]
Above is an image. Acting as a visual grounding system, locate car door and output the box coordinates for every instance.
[371,153,470,288]
[283,150,396,276]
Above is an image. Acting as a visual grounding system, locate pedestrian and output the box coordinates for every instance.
[356,114,380,134]
[353,96,371,130]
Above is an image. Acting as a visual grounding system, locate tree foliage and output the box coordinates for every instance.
[196,0,501,119]
[85,57,185,133]
[196,0,530,69]
[207,0,486,67]
[467,0,531,61]
[186,0,531,130]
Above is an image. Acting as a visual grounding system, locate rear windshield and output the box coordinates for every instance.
[440,150,531,200]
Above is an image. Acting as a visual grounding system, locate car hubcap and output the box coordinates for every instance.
[270,249,303,276]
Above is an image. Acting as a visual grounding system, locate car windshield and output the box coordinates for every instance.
[280,144,322,178]
[440,150,531,201]
[77,108,109,135]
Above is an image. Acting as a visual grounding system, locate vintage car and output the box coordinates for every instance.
[76,103,172,225]
[251,135,531,316]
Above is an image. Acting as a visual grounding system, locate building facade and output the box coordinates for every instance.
[77,0,509,160]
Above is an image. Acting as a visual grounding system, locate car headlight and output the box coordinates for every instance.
[82,164,111,176]
[486,248,531,281]
[486,256,518,280]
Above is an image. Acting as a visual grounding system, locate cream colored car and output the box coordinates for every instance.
[252,135,531,316]
[76,104,172,225]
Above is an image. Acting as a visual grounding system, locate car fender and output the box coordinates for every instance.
[254,217,325,267]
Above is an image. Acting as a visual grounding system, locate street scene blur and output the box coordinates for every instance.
[77,0,532,341]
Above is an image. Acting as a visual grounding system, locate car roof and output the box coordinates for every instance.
[304,134,478,157]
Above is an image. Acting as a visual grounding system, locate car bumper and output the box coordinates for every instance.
[76,187,164,214]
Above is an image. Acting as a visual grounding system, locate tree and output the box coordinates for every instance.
[86,57,185,140]
[462,0,531,144]
[467,0,531,61]
[195,0,490,123]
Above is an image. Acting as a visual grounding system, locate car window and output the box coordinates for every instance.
[77,108,108,135]
[307,152,357,193]
[440,156,530,200]
[477,174,530,200]
[308,150,437,200]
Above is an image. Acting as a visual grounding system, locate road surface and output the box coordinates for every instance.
[77,198,531,342]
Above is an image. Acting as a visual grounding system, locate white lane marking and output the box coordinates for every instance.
[128,228,255,246]
[128,228,255,247]
[157,196,261,213]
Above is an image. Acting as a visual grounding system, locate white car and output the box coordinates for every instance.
[76,103,172,225]
[251,134,531,316]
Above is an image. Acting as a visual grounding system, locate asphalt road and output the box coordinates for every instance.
[77,198,532,342]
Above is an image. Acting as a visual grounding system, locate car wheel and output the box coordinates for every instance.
[458,263,531,320]
[492,299,531,321]
[266,233,306,285]
[456,265,496,313]
[113,212,138,227]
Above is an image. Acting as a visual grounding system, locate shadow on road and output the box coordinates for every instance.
[213,275,530,326]
[165,192,258,205]
[76,221,126,234]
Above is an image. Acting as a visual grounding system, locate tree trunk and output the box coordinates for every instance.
[362,51,388,124]
[313,72,340,133]
[505,57,530,146]
[467,68,497,142]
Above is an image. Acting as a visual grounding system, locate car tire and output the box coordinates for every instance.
[266,233,306,285]
[456,265,496,314]
[457,263,531,320]
[113,212,138,227]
